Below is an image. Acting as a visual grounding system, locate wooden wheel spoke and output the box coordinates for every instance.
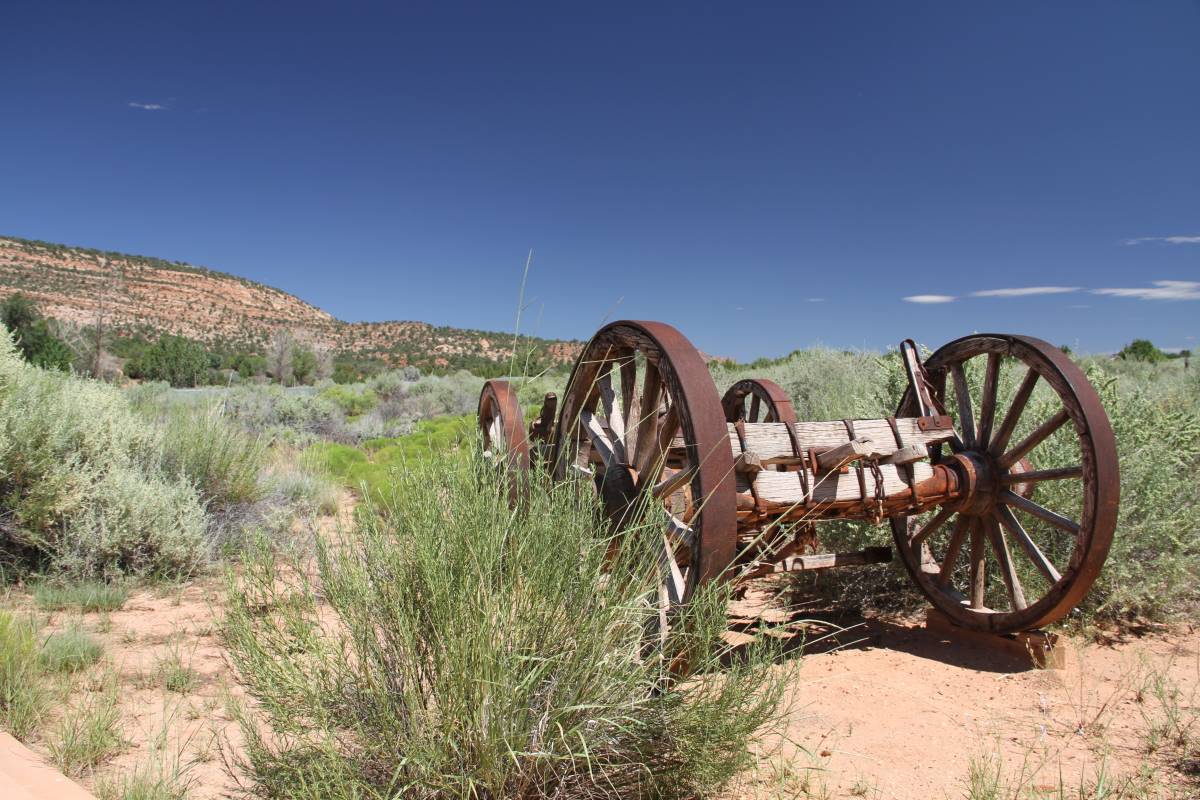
[968,519,987,610]
[989,367,1039,456]
[910,506,956,549]
[619,357,640,462]
[665,510,696,550]
[652,467,695,500]
[996,504,1062,584]
[596,370,627,462]
[937,515,970,586]
[1000,465,1082,485]
[976,353,1001,449]
[986,516,1027,611]
[1002,489,1080,535]
[658,533,687,605]
[580,409,619,470]
[632,365,665,476]
[749,394,761,423]
[998,408,1070,470]
[638,403,680,484]
[949,362,976,449]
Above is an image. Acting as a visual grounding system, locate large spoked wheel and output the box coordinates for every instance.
[552,321,737,634]
[478,381,531,500]
[890,335,1119,633]
[721,378,797,424]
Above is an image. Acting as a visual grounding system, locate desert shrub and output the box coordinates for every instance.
[368,366,421,399]
[221,384,352,445]
[267,461,342,516]
[1079,363,1200,622]
[0,610,49,739]
[224,451,789,799]
[159,404,267,510]
[0,332,208,578]
[319,384,378,416]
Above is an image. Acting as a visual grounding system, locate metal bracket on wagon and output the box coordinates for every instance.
[478,321,1119,637]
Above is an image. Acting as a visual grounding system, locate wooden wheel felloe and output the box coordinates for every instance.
[478,381,531,498]
[889,334,1119,634]
[551,321,737,622]
[721,378,797,424]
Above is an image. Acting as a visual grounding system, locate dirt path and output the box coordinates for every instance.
[731,616,1199,799]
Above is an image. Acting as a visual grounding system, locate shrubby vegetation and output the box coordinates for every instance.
[0,328,335,580]
[225,452,789,799]
[0,331,209,577]
[0,293,72,371]
[123,333,210,387]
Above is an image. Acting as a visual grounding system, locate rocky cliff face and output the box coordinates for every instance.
[0,236,580,369]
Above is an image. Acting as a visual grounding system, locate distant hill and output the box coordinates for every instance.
[0,236,582,373]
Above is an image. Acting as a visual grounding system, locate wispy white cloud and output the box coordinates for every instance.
[1092,280,1200,301]
[1122,235,1200,246]
[971,286,1080,298]
[128,101,166,110]
[903,294,956,304]
[806,297,825,303]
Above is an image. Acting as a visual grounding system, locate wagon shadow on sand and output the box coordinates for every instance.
[718,585,1039,675]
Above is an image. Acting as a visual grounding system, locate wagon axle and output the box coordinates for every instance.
[479,321,1119,636]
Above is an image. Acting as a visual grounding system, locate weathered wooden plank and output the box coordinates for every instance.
[737,461,935,505]
[674,418,955,463]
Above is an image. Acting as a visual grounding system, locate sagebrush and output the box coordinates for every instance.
[224,450,791,799]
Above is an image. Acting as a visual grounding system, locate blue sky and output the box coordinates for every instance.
[2,2,1198,360]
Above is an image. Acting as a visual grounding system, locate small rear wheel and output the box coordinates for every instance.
[478,380,530,502]
[721,378,797,424]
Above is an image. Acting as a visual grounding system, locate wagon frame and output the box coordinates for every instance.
[479,320,1119,637]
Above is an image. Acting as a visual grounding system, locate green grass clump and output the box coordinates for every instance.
[155,648,199,694]
[0,610,50,739]
[40,625,104,672]
[47,672,124,776]
[97,770,191,800]
[224,450,790,799]
[34,581,129,613]
[159,403,267,509]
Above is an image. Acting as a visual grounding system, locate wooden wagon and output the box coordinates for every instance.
[479,321,1119,636]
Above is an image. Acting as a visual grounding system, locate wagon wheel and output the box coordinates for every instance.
[889,335,1119,633]
[478,380,531,500]
[721,378,797,424]
[552,321,737,640]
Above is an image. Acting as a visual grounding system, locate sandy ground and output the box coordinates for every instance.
[730,613,1199,799]
[5,499,1196,799]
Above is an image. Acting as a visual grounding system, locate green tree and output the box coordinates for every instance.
[292,346,319,385]
[0,293,73,371]
[1117,339,1167,363]
[124,334,209,387]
